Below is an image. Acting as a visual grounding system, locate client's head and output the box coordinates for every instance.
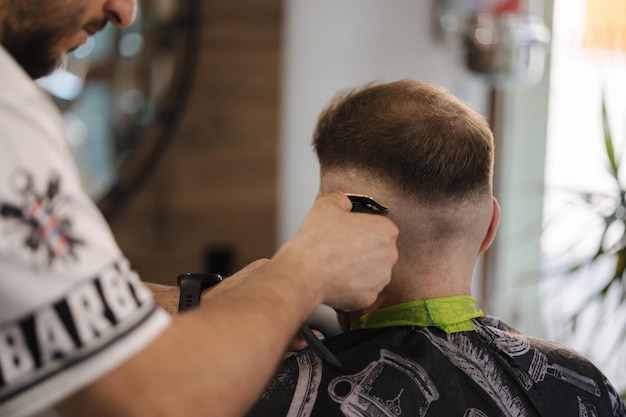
[312,80,499,316]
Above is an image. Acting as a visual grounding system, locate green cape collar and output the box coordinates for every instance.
[351,295,484,334]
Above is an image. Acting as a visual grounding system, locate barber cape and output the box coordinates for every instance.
[247,296,626,417]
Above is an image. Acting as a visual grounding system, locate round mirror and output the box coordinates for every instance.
[37,0,201,220]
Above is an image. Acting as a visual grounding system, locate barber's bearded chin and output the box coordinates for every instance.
[3,34,63,79]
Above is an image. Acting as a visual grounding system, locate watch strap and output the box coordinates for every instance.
[177,272,223,312]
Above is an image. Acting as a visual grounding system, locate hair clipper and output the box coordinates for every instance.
[346,193,388,214]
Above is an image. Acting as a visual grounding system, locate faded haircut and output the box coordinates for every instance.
[312,80,494,204]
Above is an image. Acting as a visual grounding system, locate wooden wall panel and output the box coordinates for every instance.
[110,0,281,284]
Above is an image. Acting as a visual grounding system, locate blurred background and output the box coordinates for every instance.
[37,0,626,395]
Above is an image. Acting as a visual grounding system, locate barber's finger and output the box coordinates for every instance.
[317,191,353,212]
[286,328,325,352]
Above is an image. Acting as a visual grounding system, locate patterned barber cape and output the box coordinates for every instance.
[246,297,626,417]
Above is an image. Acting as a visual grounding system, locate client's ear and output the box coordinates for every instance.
[478,197,500,255]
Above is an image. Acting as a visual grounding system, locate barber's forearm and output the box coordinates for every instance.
[144,283,178,314]
[144,281,238,315]
[56,254,320,417]
[145,259,267,315]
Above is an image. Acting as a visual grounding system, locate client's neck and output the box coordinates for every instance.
[362,259,475,315]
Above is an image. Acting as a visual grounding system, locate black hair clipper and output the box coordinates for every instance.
[346,193,388,214]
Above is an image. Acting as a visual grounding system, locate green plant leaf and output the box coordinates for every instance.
[544,93,626,390]
[602,96,620,180]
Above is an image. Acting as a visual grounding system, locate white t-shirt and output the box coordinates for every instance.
[0,46,171,417]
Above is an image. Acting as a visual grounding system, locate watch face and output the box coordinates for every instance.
[177,273,223,288]
[37,0,201,220]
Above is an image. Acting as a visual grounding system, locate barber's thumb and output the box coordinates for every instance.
[321,191,352,211]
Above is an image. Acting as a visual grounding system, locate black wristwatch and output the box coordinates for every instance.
[176,272,223,312]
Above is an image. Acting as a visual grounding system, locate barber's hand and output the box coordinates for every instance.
[287,192,399,312]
